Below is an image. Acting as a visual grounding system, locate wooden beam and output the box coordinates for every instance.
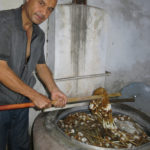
[72,0,87,5]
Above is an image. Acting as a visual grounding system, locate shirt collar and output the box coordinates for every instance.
[15,6,39,37]
[15,6,25,31]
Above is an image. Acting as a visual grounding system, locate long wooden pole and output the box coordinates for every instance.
[0,93,122,111]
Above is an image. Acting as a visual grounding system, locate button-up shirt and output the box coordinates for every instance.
[0,6,46,105]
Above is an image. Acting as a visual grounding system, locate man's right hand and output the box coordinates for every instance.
[31,93,51,109]
[0,60,51,109]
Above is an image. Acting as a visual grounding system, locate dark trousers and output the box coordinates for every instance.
[0,108,29,150]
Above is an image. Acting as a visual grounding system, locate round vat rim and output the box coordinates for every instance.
[52,103,150,150]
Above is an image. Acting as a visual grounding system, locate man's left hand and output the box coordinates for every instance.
[51,88,67,107]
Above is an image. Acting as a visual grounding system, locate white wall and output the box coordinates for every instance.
[87,0,150,93]
[54,0,150,93]
[47,5,108,97]
[0,0,23,10]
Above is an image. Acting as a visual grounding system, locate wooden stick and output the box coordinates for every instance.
[0,103,35,110]
[108,92,121,97]
[0,95,102,111]
[0,93,121,111]
[44,97,135,112]
[52,95,102,104]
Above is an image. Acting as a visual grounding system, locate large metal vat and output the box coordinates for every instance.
[33,104,150,150]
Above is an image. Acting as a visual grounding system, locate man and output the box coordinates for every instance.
[0,0,67,149]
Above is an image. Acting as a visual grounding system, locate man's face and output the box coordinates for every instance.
[25,0,57,24]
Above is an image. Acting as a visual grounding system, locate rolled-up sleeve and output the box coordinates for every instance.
[0,22,11,61]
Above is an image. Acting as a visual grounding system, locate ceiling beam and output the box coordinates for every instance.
[72,0,87,5]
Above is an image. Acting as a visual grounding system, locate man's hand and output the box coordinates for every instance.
[36,64,67,107]
[31,93,51,109]
[51,88,67,107]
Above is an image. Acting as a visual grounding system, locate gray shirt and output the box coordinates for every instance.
[0,6,46,105]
